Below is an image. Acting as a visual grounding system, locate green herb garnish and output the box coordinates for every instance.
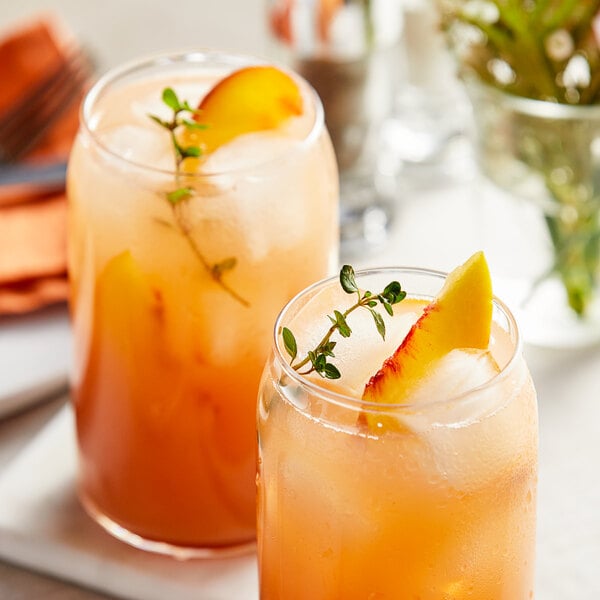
[149,87,249,307]
[282,265,406,379]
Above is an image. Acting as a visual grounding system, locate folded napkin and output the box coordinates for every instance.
[0,15,86,315]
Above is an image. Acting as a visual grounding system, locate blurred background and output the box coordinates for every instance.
[1,2,600,599]
[0,0,269,70]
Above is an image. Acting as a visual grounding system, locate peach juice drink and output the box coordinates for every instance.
[258,254,538,598]
[67,51,338,555]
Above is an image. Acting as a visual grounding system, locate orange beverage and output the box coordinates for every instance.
[67,51,338,556]
[258,263,538,597]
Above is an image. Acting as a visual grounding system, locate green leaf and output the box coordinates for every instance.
[323,363,341,379]
[162,87,181,111]
[148,114,169,128]
[181,100,201,114]
[321,340,337,357]
[180,145,202,158]
[212,257,237,277]
[166,187,193,204]
[383,281,403,304]
[282,327,297,361]
[370,308,386,340]
[314,353,327,372]
[183,119,208,130]
[340,265,358,294]
[383,301,394,317]
[334,310,351,337]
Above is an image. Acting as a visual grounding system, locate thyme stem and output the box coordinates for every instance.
[282,266,406,379]
[149,87,249,307]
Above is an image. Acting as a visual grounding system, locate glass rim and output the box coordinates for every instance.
[272,265,523,414]
[79,48,326,177]
[465,74,600,120]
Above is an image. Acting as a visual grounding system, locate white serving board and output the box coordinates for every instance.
[0,404,259,600]
[0,304,71,418]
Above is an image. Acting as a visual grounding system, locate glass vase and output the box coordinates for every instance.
[467,80,600,348]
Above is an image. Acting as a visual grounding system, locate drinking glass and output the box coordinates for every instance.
[257,266,538,597]
[267,0,404,255]
[67,50,338,558]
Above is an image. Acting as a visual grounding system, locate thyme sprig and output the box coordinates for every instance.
[149,88,249,307]
[282,265,406,379]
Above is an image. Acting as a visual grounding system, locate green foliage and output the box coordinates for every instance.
[439,0,600,103]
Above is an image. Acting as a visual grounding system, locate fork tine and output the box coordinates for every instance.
[0,49,89,133]
[0,49,91,162]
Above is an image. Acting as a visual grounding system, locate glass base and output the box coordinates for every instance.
[473,175,600,349]
[496,276,600,349]
[382,86,469,164]
[79,492,256,560]
[339,168,395,259]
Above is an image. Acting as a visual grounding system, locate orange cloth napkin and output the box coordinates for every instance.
[0,15,85,315]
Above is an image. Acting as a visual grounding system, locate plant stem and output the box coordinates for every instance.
[292,297,364,373]
[172,204,250,307]
[161,104,249,308]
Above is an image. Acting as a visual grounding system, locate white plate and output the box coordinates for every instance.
[0,304,71,418]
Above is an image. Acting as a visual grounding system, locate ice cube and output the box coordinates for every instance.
[408,349,536,492]
[407,348,501,424]
[200,130,301,174]
[100,124,173,171]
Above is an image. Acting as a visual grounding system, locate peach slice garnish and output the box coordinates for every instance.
[362,251,493,407]
[181,65,303,157]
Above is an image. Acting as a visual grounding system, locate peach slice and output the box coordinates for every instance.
[182,65,303,156]
[362,251,493,406]
[91,252,170,366]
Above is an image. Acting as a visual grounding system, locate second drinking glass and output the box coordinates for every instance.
[67,50,338,557]
[258,261,538,597]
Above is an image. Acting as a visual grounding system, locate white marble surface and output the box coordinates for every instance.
[0,305,70,419]
[0,404,258,600]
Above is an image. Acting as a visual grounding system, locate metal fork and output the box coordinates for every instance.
[0,49,91,163]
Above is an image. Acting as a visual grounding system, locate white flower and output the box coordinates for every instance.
[488,58,516,85]
[461,1,500,24]
[545,29,574,61]
[562,54,591,88]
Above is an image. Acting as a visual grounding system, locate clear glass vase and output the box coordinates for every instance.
[467,80,600,348]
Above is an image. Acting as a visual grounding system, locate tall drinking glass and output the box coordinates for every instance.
[258,266,537,597]
[67,50,338,557]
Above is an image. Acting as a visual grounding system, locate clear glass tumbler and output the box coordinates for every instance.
[257,266,538,598]
[67,50,338,558]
